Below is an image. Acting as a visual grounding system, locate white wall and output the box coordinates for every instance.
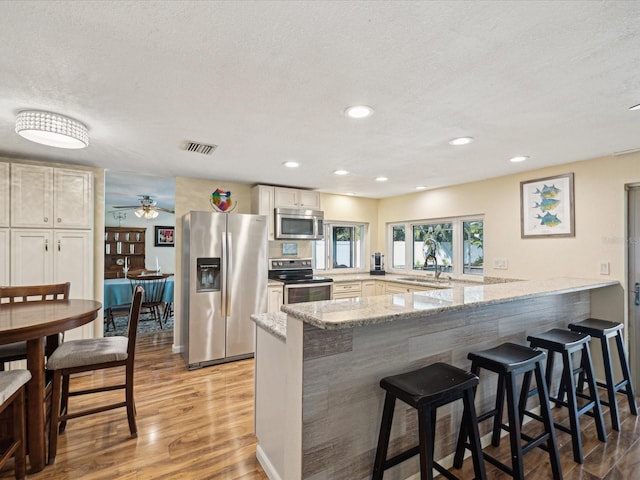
[104,213,175,273]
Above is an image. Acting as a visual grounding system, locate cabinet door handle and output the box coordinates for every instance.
[58,240,61,252]
[57,217,61,223]
[44,217,48,223]
[45,239,48,252]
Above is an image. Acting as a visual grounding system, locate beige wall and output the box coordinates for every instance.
[378,152,640,283]
[173,177,253,351]
[321,192,380,251]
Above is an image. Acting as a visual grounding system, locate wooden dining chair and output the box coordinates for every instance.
[129,275,167,328]
[0,370,31,480]
[0,283,71,370]
[46,285,144,465]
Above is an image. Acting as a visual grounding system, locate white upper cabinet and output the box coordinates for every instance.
[252,185,275,240]
[0,163,9,227]
[0,229,8,285]
[11,164,92,229]
[54,168,93,228]
[10,164,53,228]
[274,187,321,210]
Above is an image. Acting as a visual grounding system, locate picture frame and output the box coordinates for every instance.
[520,173,574,238]
[282,242,298,256]
[154,226,175,247]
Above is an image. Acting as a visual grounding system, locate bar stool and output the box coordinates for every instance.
[569,318,638,431]
[453,342,562,480]
[372,362,486,480]
[527,328,606,463]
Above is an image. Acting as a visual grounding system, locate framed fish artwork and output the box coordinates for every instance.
[520,173,574,238]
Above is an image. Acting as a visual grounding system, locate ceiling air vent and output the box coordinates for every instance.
[183,141,218,155]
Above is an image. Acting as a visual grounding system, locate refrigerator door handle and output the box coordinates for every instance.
[226,231,232,316]
[221,231,227,316]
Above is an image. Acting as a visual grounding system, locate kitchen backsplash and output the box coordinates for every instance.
[268,240,312,259]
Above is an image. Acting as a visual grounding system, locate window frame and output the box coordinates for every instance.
[313,221,368,272]
[387,215,484,279]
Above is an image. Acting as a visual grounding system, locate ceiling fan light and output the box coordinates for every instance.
[147,210,159,219]
[134,208,145,218]
[15,110,89,149]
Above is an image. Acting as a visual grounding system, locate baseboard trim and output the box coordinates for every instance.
[256,444,282,480]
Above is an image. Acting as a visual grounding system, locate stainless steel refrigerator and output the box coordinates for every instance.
[181,211,268,369]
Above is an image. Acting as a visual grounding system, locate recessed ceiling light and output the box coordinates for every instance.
[333,169,349,175]
[416,186,427,190]
[629,103,640,111]
[346,192,355,196]
[375,176,388,182]
[344,105,374,119]
[283,161,299,168]
[448,137,474,146]
[509,155,529,163]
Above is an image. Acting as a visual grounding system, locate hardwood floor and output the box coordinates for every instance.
[1,332,267,480]
[2,332,639,479]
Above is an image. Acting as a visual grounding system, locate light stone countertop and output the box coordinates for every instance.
[268,279,284,286]
[281,277,619,330]
[251,312,287,341]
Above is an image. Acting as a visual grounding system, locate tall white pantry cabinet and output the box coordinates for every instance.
[3,162,94,341]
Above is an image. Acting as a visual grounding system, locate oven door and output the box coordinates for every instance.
[284,282,333,304]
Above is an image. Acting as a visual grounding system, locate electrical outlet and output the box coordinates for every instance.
[493,258,508,270]
[599,262,610,275]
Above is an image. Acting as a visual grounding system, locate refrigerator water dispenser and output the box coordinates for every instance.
[196,257,221,292]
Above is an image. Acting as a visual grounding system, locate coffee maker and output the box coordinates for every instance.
[370,252,385,275]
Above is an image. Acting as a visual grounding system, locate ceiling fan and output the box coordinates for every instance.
[113,195,175,219]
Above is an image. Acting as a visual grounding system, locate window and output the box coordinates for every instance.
[388,217,483,277]
[463,220,484,275]
[313,222,366,271]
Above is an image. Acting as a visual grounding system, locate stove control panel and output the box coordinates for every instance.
[269,258,313,270]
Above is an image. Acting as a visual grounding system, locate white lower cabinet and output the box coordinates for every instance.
[361,280,376,297]
[10,229,94,339]
[332,281,362,299]
[268,284,284,313]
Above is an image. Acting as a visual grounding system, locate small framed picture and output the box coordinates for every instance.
[155,226,175,247]
[520,173,575,238]
[282,242,298,256]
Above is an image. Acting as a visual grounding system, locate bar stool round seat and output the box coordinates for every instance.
[372,362,486,480]
[454,342,562,480]
[527,328,606,464]
[568,318,638,431]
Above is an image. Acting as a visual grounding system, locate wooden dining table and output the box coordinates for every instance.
[0,299,102,473]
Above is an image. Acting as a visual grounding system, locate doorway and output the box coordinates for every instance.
[628,185,640,383]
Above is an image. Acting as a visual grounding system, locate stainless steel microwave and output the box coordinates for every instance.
[274,208,324,240]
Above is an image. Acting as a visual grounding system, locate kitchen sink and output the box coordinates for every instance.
[395,277,451,287]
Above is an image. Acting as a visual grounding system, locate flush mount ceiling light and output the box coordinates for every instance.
[333,169,349,175]
[448,136,474,146]
[344,105,374,119]
[283,161,300,168]
[509,155,529,163]
[15,110,89,149]
[629,103,640,111]
[375,176,388,182]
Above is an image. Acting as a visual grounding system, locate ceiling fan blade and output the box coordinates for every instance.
[155,207,175,214]
[112,205,140,209]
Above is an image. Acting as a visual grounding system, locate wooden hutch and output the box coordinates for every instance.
[104,227,146,279]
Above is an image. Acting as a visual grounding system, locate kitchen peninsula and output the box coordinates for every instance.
[252,277,621,480]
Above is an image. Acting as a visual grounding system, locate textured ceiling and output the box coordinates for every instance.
[0,1,639,200]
